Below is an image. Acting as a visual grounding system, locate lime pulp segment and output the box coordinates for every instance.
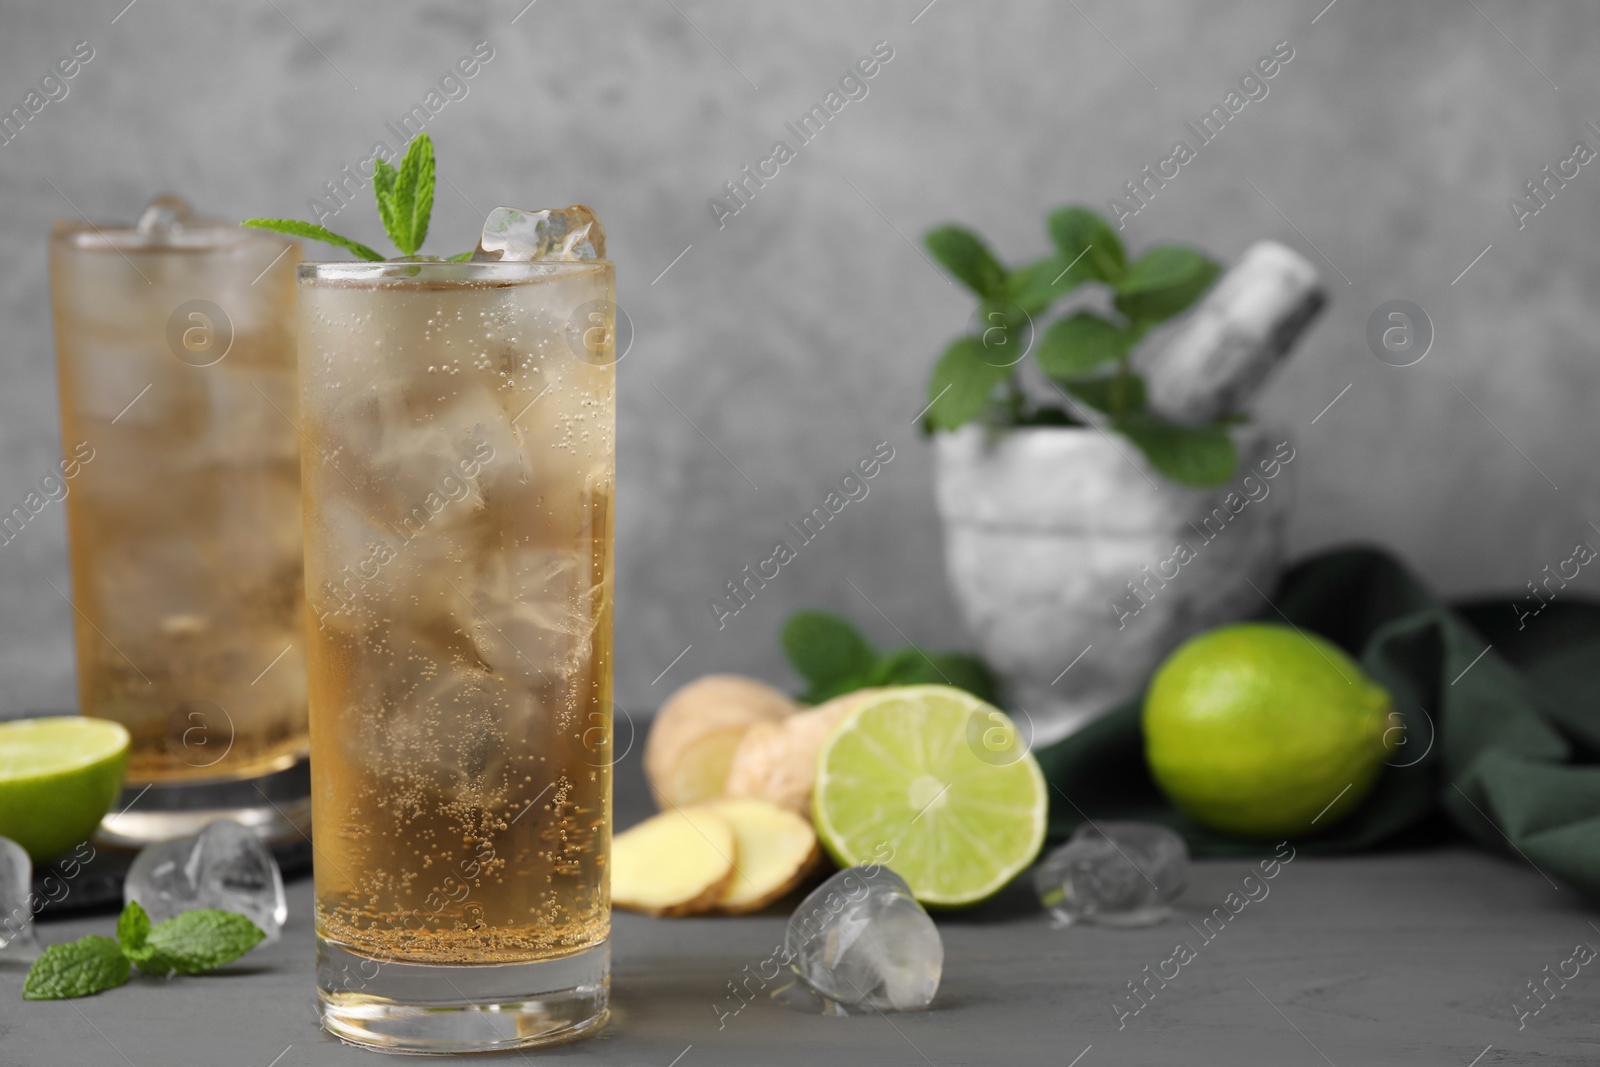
[0,716,129,779]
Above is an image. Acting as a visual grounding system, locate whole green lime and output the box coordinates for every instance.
[1143,623,1393,839]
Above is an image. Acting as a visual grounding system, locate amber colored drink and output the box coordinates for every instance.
[49,198,308,844]
[297,259,615,1053]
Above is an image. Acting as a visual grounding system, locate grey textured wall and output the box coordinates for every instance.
[2,1,1598,719]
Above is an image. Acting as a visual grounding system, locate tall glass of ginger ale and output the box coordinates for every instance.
[50,196,309,848]
[297,241,615,1052]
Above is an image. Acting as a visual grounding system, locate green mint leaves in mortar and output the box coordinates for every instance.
[23,901,265,1000]
[245,132,437,260]
[782,610,998,706]
[922,204,1237,488]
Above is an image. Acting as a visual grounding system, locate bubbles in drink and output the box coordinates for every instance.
[299,254,614,963]
[51,202,307,783]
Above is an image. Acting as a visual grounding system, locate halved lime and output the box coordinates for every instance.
[0,717,129,860]
[812,686,1047,906]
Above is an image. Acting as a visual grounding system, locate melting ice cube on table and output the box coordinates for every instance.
[0,837,41,962]
[125,819,287,941]
[1034,821,1187,927]
[781,866,942,1013]
[473,205,606,262]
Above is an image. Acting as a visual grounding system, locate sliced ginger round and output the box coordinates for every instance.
[612,808,736,916]
[705,798,821,914]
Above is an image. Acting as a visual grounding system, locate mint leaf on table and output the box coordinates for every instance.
[924,652,1001,705]
[23,936,130,1000]
[1113,411,1237,487]
[132,909,265,977]
[1036,312,1139,381]
[23,903,265,1000]
[1112,245,1220,324]
[924,336,1015,432]
[783,611,878,704]
[116,899,151,955]
[870,646,1000,705]
[241,218,384,261]
[780,612,1001,705]
[869,645,938,688]
[1046,205,1126,284]
[924,225,1007,300]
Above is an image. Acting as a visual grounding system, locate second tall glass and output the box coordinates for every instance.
[51,197,309,846]
[297,259,616,1052]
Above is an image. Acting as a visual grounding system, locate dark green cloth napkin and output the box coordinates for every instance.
[1035,546,1600,898]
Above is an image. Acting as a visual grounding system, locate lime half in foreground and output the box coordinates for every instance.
[812,685,1047,907]
[0,716,129,860]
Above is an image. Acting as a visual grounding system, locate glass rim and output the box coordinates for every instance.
[298,259,611,285]
[50,217,291,253]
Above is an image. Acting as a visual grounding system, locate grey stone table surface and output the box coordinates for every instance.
[4,751,1598,1067]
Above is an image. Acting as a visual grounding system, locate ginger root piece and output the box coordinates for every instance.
[724,688,886,816]
[645,675,799,809]
[612,808,737,916]
[706,798,822,914]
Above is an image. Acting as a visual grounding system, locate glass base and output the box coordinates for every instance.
[317,938,610,1054]
[95,757,311,848]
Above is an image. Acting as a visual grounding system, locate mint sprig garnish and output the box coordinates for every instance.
[241,219,383,262]
[379,132,435,256]
[22,901,265,1000]
[23,936,129,1001]
[245,132,439,260]
[781,611,998,705]
[373,153,399,246]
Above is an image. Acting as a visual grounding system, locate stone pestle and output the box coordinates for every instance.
[1143,240,1327,426]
